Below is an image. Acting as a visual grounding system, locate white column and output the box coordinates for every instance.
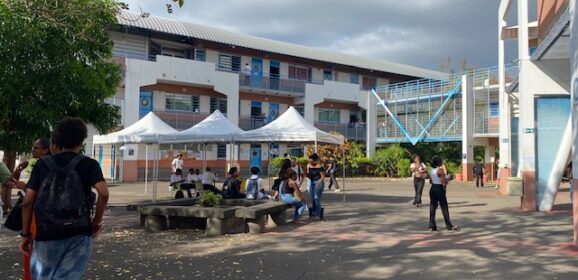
[498,14,511,168]
[365,93,377,157]
[569,0,578,246]
[461,75,474,181]
[123,61,141,127]
[518,0,535,173]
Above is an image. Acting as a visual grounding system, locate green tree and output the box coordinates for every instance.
[0,0,123,170]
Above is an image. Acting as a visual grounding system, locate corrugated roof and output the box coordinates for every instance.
[117,11,447,80]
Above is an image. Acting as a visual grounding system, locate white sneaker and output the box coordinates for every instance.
[494,186,499,189]
[334,189,341,192]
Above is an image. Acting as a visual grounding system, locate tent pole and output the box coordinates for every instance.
[342,147,346,202]
[152,144,159,202]
[145,144,149,194]
[314,139,318,153]
[268,143,272,192]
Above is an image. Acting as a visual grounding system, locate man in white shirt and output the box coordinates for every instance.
[244,63,251,85]
[171,154,184,173]
[186,169,198,182]
[291,158,305,190]
[202,167,219,194]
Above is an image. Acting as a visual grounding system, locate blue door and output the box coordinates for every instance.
[98,145,103,169]
[251,101,263,128]
[269,61,280,90]
[250,146,262,171]
[535,96,571,204]
[139,91,153,119]
[268,103,279,123]
[251,58,263,88]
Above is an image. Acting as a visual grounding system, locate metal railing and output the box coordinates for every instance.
[238,115,268,130]
[314,122,367,141]
[154,110,212,131]
[237,72,321,95]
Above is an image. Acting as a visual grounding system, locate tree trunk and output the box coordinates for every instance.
[3,150,17,172]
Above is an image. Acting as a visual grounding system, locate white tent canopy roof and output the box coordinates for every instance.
[236,107,344,145]
[160,110,244,143]
[92,112,178,145]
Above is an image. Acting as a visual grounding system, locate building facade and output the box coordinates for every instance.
[99,11,443,181]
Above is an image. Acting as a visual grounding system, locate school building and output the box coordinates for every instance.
[99,11,444,181]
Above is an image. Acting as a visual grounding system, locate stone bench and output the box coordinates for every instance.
[140,205,240,236]
[235,201,291,233]
[128,199,198,226]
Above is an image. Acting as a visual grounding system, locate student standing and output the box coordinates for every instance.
[290,158,305,190]
[326,155,340,192]
[473,160,485,188]
[306,153,325,220]
[20,118,109,279]
[244,63,251,85]
[410,154,427,207]
[171,154,184,173]
[428,156,458,231]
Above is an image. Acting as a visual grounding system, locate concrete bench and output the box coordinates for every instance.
[235,202,290,233]
[140,205,240,236]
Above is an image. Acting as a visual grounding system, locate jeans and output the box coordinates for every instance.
[429,184,453,230]
[280,193,306,221]
[327,170,339,190]
[31,235,93,280]
[310,180,325,216]
[413,177,425,204]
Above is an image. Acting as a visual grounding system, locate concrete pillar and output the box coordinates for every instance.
[569,0,578,247]
[365,93,377,157]
[518,0,537,211]
[461,74,475,181]
[304,102,315,124]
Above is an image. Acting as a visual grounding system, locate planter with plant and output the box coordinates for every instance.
[196,192,222,208]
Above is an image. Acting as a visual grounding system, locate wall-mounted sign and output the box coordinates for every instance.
[523,128,536,134]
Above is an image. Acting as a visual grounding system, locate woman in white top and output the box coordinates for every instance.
[428,156,458,231]
[410,154,427,207]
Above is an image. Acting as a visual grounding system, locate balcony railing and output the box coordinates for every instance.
[154,110,212,131]
[237,72,320,95]
[314,122,367,142]
[238,115,269,131]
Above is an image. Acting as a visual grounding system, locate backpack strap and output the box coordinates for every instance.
[63,155,85,173]
[41,156,59,172]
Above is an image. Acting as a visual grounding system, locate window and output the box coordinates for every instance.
[318,108,340,123]
[210,97,227,114]
[218,54,241,72]
[217,144,227,159]
[295,106,305,117]
[165,94,200,112]
[323,70,333,81]
[362,76,377,90]
[350,74,359,85]
[194,49,206,61]
[148,41,162,61]
[288,65,312,82]
[489,102,499,117]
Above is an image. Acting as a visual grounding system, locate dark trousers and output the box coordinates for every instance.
[475,174,484,187]
[413,177,425,204]
[327,170,339,190]
[203,184,221,195]
[180,183,195,198]
[429,184,453,230]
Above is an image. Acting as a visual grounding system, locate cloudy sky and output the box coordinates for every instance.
[121,0,520,72]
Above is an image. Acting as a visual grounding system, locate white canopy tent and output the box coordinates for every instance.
[235,106,347,200]
[161,110,243,144]
[235,106,344,146]
[92,112,178,200]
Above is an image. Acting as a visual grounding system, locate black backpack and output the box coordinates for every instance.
[474,163,484,174]
[35,155,95,235]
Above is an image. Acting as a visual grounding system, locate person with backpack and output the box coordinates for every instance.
[222,167,245,199]
[473,160,486,188]
[20,117,109,279]
[326,155,340,192]
[245,167,268,199]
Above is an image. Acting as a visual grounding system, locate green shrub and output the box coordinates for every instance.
[397,158,411,177]
[197,192,222,208]
[444,161,460,175]
[371,144,410,177]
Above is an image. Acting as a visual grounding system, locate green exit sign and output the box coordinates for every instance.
[523,128,536,134]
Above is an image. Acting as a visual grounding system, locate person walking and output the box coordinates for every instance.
[410,154,427,207]
[428,156,458,231]
[171,153,184,173]
[306,153,325,220]
[20,117,109,279]
[326,155,340,192]
[473,160,485,188]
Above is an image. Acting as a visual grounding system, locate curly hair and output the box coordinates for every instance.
[51,117,88,149]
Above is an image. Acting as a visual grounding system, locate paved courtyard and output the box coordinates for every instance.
[0,179,576,279]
